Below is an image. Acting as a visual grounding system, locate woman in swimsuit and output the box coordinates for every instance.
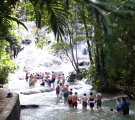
[88,92,95,111]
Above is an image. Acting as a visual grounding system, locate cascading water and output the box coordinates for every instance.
[8,21,135,120]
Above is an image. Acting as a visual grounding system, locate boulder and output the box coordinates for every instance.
[0,84,3,88]
[20,88,53,95]
[67,73,83,82]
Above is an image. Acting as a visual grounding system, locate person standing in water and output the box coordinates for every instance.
[57,75,61,85]
[88,92,95,111]
[68,92,73,108]
[56,84,60,101]
[116,98,122,114]
[49,71,56,89]
[96,93,102,109]
[72,92,79,109]
[121,97,130,115]
[61,73,65,86]
[62,85,69,104]
[81,93,88,110]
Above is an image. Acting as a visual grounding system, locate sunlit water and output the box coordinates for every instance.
[8,22,135,120]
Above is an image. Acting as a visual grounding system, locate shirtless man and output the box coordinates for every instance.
[62,85,69,104]
[68,92,72,107]
[72,92,78,109]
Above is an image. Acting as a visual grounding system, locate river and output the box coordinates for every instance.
[7,22,135,120]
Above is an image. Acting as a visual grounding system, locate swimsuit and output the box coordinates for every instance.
[49,78,55,83]
[89,98,94,107]
[63,92,68,98]
[97,100,101,106]
[68,99,72,105]
[82,98,87,107]
[72,101,77,107]
[83,101,87,106]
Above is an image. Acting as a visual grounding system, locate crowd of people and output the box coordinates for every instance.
[56,83,102,110]
[24,69,65,89]
[56,83,130,115]
[24,69,130,115]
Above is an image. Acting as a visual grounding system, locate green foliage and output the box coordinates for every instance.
[0,0,26,84]
[16,2,35,21]
[0,40,15,84]
[51,42,70,52]
[36,37,47,49]
[82,64,101,90]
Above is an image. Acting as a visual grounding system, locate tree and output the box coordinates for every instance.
[0,0,27,83]
[83,0,135,91]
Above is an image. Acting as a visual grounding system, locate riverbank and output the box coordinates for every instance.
[0,89,20,120]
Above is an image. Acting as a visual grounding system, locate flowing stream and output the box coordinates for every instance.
[7,22,135,120]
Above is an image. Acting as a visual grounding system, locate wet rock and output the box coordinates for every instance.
[78,61,90,66]
[40,88,53,93]
[67,74,76,82]
[48,40,51,44]
[20,88,53,95]
[0,84,3,88]
[82,48,87,55]
[22,39,31,45]
[67,73,83,82]
[6,92,13,98]
[85,79,92,85]
[21,104,39,109]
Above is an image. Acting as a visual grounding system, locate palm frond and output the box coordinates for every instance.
[29,0,69,41]
[5,15,27,30]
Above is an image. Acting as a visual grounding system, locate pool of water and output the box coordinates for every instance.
[20,91,135,120]
[8,77,135,120]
